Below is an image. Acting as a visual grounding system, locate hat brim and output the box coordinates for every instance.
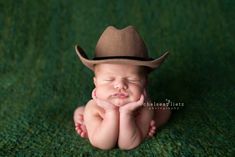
[75,45,169,71]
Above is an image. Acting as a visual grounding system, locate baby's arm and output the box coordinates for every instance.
[118,95,147,150]
[84,100,119,150]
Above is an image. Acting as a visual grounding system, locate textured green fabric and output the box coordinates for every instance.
[0,0,234,156]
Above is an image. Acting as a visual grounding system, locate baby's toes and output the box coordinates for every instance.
[150,120,156,126]
[75,125,81,131]
[75,122,81,128]
[75,123,79,128]
[149,132,153,136]
[75,124,82,132]
[77,129,82,134]
[148,132,154,137]
[150,129,155,134]
[74,123,88,138]
[81,131,88,137]
[81,125,87,132]
[151,126,156,131]
[75,127,82,134]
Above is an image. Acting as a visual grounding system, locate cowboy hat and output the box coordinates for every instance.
[75,26,169,71]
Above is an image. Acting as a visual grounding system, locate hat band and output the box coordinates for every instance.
[93,56,154,61]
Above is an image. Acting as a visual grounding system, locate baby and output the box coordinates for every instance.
[73,26,171,150]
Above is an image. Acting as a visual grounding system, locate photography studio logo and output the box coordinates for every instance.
[144,99,184,110]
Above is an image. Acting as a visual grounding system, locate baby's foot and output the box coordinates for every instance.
[147,120,157,138]
[74,107,88,138]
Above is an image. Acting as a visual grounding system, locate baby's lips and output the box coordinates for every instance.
[112,93,129,99]
[113,92,128,97]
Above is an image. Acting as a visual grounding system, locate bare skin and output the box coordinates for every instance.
[73,64,171,150]
[74,105,170,139]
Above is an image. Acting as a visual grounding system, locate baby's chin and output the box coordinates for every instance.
[110,97,138,107]
[111,99,129,107]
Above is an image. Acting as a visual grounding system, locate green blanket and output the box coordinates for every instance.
[0,0,234,156]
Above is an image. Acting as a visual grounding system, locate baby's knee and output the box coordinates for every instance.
[90,139,116,150]
[118,143,139,150]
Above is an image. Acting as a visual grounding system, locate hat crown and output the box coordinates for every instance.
[95,26,149,58]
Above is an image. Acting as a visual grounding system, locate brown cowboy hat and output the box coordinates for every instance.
[75,26,169,71]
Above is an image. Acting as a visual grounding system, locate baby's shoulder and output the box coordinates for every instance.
[84,99,104,115]
[84,99,97,111]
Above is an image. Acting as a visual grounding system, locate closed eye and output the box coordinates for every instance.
[104,78,114,81]
[128,79,140,83]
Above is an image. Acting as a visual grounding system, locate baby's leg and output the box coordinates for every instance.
[146,109,171,138]
[73,106,88,138]
[135,107,155,139]
[153,109,171,128]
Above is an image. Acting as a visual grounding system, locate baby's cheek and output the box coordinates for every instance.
[130,87,144,101]
[95,87,106,99]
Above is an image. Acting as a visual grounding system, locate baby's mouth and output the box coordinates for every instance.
[112,93,129,99]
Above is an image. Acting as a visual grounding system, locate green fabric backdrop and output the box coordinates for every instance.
[0,0,234,156]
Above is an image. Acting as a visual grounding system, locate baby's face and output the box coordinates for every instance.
[93,63,147,107]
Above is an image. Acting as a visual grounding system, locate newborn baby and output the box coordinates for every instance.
[73,26,171,150]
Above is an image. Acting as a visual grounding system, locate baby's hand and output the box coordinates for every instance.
[92,89,118,112]
[119,94,145,115]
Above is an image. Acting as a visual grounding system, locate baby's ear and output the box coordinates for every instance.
[93,77,97,86]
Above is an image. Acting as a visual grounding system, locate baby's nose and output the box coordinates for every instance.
[114,79,128,90]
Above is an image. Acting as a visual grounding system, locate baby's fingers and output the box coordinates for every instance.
[123,94,144,111]
[136,94,145,107]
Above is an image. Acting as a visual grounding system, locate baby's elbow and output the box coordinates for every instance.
[119,142,139,150]
[90,137,115,150]
[118,139,141,150]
